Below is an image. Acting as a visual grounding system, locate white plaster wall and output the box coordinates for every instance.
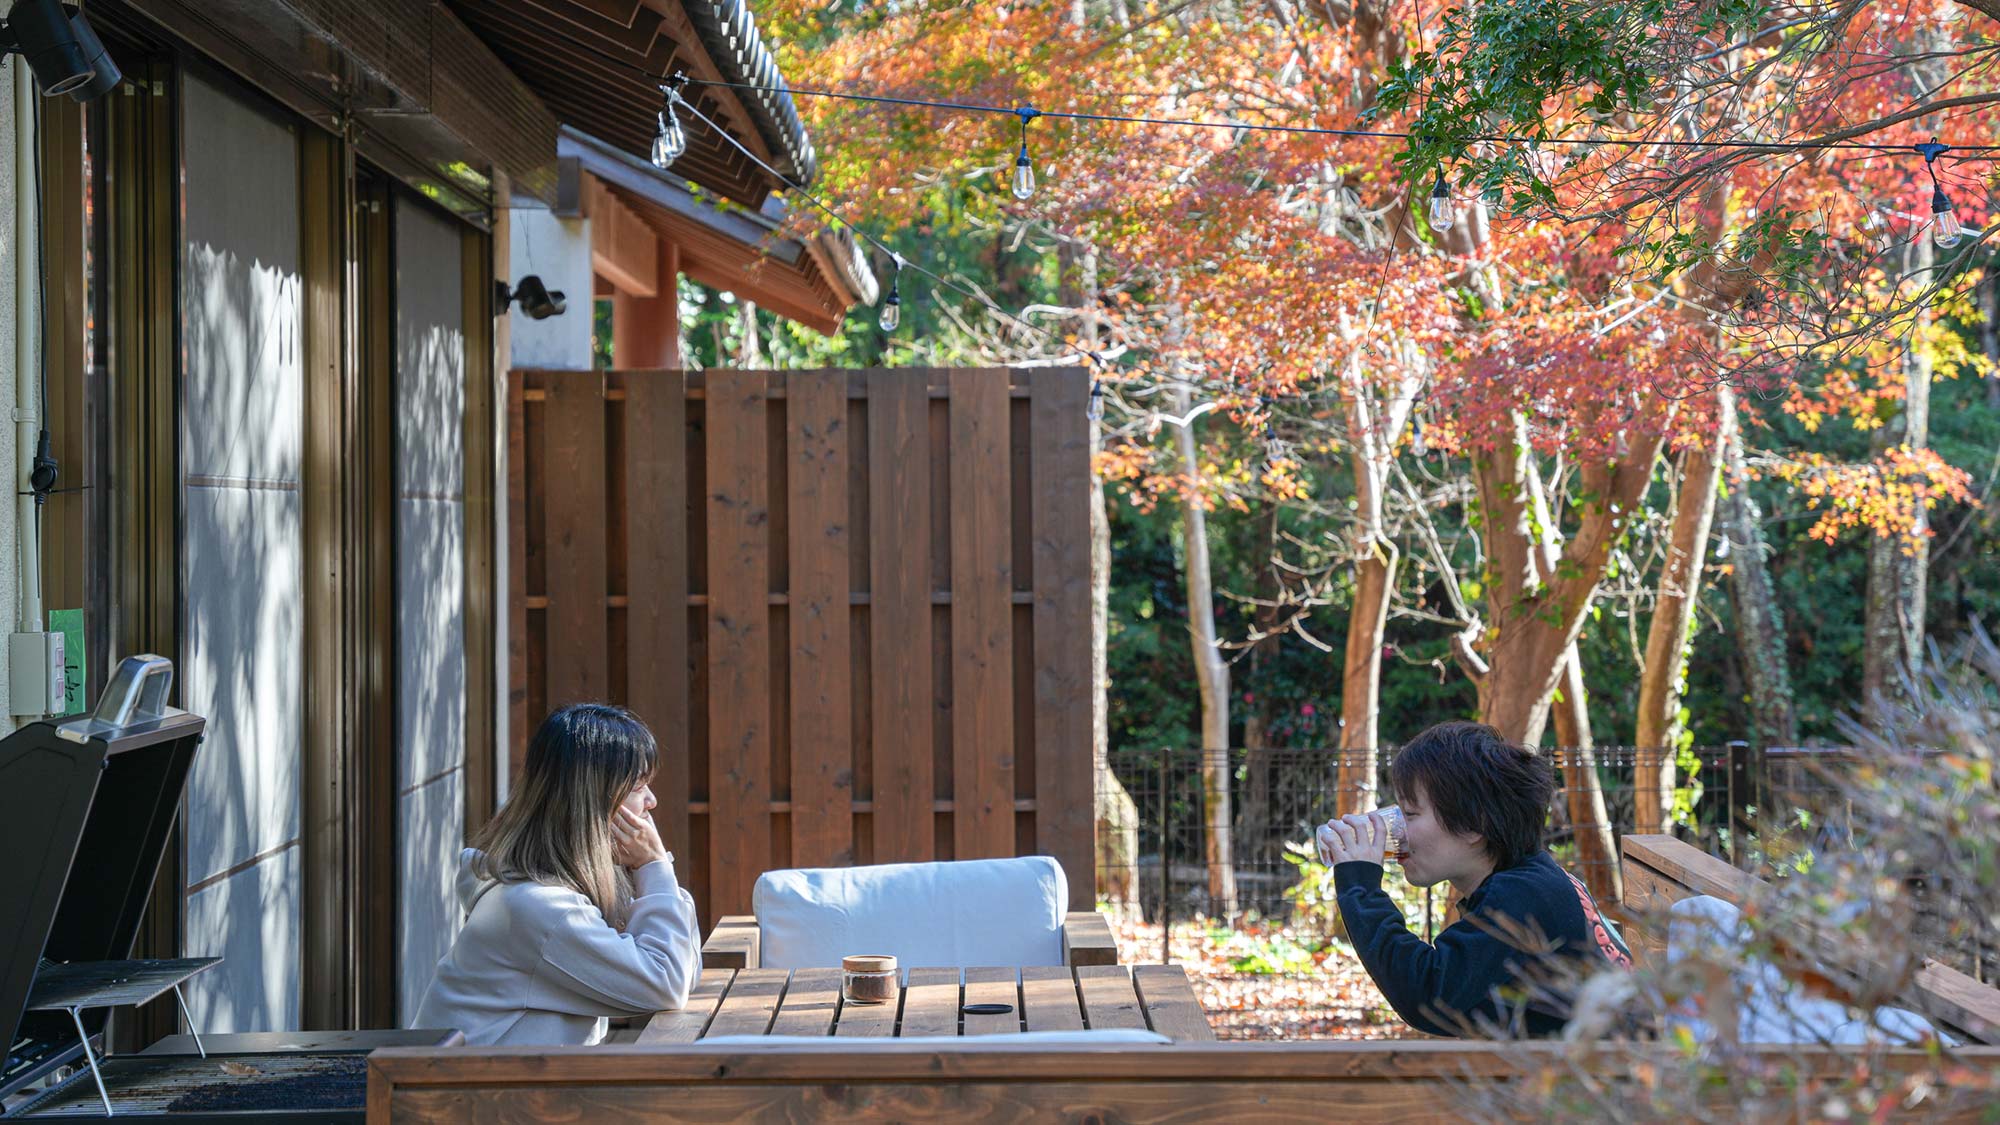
[177,71,305,1033]
[504,208,591,370]
[395,196,468,1021]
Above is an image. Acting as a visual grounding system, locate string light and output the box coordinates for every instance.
[1012,106,1041,201]
[1427,170,1454,232]
[1410,411,1429,457]
[1088,379,1104,422]
[879,253,903,332]
[1916,139,1962,249]
[652,74,689,170]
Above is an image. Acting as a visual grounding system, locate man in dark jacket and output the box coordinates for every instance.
[1319,721,1631,1037]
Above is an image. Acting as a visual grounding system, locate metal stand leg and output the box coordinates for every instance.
[171,985,205,1058]
[66,1006,113,1117]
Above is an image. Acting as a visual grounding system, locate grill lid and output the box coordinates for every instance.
[1,655,205,1097]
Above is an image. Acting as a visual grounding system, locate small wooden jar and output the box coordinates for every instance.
[841,955,898,1005]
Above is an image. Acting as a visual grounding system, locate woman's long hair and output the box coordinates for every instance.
[470,703,659,926]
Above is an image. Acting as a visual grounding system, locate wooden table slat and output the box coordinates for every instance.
[1133,964,1217,1041]
[703,968,789,1038]
[1075,965,1148,1031]
[636,969,734,1044]
[898,967,962,1037]
[961,967,1022,1036]
[833,979,900,1038]
[1019,966,1085,1032]
[768,968,844,1037]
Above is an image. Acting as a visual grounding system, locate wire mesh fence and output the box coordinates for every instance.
[1095,744,1861,932]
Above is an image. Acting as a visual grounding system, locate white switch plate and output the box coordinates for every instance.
[9,631,66,716]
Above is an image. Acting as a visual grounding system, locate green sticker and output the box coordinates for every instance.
[50,608,84,716]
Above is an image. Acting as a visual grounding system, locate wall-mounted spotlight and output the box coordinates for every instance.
[495,275,566,320]
[1,0,121,102]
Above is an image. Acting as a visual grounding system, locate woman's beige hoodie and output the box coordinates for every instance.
[414,848,702,1045]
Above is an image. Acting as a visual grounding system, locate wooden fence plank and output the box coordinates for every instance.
[961,966,1021,1036]
[506,374,528,782]
[1020,966,1085,1032]
[705,370,773,918]
[1076,965,1147,1031]
[950,370,1015,859]
[543,372,608,708]
[626,371,691,871]
[867,370,933,863]
[787,371,854,867]
[1031,368,1094,907]
[767,968,843,1038]
[898,967,961,1037]
[703,968,788,1038]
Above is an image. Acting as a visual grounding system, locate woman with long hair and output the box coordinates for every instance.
[416,703,701,1045]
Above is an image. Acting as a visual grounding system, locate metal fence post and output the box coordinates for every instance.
[1727,740,1754,867]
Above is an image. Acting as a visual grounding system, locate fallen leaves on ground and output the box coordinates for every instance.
[1106,910,1428,1041]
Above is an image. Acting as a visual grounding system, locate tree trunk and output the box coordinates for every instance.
[1338,535,1395,814]
[1720,402,1797,747]
[1240,500,1281,863]
[1070,242,1137,908]
[1473,414,1665,747]
[1548,646,1621,901]
[1335,345,1417,814]
[1174,382,1236,918]
[1862,235,1934,724]
[737,299,762,366]
[1634,384,1730,832]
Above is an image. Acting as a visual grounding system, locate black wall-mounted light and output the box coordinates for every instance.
[495,275,566,320]
[0,0,121,102]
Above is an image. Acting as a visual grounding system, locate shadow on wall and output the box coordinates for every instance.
[394,199,468,1022]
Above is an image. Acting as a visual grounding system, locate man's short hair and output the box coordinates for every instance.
[1389,721,1554,870]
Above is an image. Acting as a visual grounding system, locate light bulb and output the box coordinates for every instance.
[1427,171,1454,233]
[1410,416,1429,458]
[1012,145,1036,201]
[879,288,901,333]
[652,106,686,169]
[1932,187,1962,248]
[1087,381,1104,422]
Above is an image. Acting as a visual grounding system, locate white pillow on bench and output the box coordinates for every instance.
[697,1029,1171,1047]
[752,857,1069,969]
[1664,895,1954,1047]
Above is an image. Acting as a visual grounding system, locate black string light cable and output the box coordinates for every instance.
[684,75,2000,159]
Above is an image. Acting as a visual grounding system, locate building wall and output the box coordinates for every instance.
[394,194,469,1021]
[177,70,306,1034]
[505,209,592,371]
[0,71,21,736]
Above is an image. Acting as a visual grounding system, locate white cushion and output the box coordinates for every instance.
[752,857,1069,969]
[1663,895,1954,1047]
[696,1030,1171,1047]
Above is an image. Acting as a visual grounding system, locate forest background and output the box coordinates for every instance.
[606,0,2000,908]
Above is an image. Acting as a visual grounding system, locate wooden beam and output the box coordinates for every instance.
[586,175,660,296]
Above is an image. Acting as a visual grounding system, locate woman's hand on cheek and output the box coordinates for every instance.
[612,806,669,869]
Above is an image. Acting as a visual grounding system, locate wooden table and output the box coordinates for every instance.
[627,965,1215,1044]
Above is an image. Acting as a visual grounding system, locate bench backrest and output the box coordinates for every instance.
[752,856,1069,968]
[1619,834,2000,1044]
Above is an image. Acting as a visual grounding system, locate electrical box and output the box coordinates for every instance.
[9,631,66,716]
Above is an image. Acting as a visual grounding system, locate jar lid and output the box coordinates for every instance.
[842,954,897,973]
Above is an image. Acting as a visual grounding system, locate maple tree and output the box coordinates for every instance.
[745,0,1994,902]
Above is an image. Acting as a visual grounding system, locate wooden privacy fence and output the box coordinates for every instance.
[508,367,1094,921]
